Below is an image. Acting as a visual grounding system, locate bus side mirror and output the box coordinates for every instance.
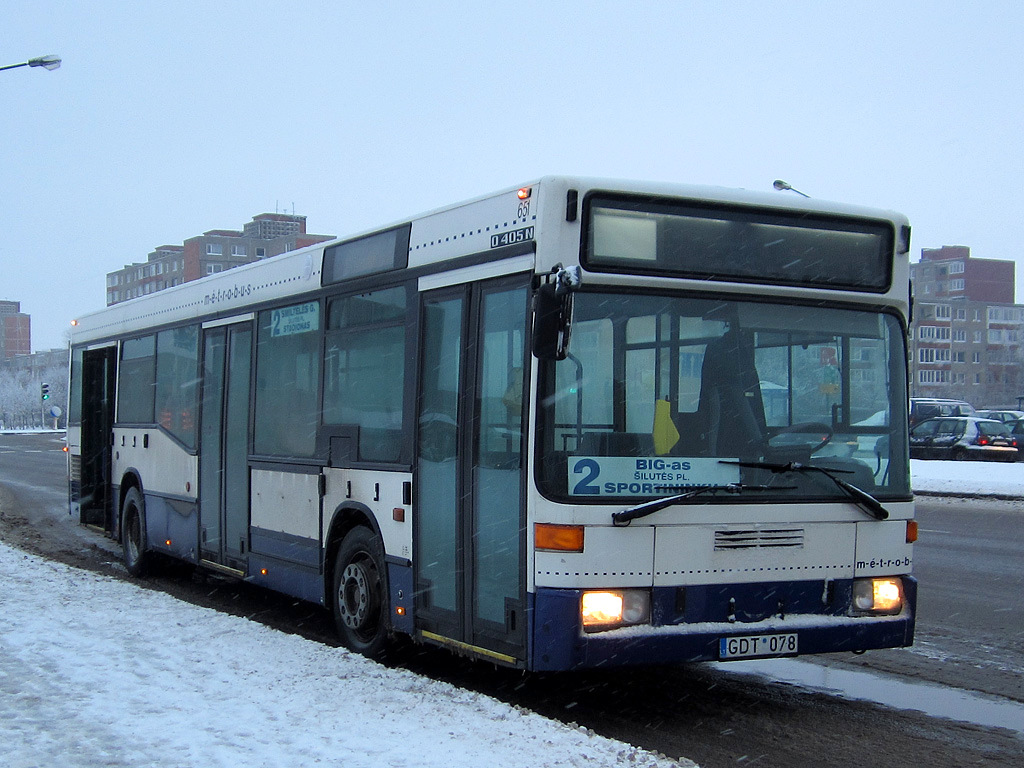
[532,266,579,361]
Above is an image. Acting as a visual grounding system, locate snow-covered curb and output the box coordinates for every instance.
[0,542,693,768]
[911,458,1024,498]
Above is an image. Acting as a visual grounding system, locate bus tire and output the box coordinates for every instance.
[121,487,150,577]
[331,526,390,659]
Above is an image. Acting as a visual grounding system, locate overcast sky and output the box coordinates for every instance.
[4,2,1022,351]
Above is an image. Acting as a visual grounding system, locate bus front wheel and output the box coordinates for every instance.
[331,527,390,659]
[121,487,150,577]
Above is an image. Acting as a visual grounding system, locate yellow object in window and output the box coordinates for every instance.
[652,399,680,455]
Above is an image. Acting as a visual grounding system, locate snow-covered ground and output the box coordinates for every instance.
[0,450,1016,768]
[911,457,1024,497]
[0,542,689,768]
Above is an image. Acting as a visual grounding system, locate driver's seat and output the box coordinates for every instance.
[698,331,767,457]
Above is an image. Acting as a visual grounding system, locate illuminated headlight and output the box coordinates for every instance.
[852,577,903,615]
[581,589,651,632]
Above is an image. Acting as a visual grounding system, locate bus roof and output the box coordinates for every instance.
[70,176,909,345]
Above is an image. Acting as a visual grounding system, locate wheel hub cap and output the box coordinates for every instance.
[340,562,371,629]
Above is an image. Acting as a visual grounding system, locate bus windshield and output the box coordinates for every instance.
[536,291,910,502]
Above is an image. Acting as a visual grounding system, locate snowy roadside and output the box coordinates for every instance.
[0,542,692,768]
[911,458,1024,498]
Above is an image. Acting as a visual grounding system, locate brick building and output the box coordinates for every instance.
[106,213,334,305]
[912,245,1014,303]
[0,301,31,361]
[909,246,1024,407]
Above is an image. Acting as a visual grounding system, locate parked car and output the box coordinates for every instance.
[1009,420,1024,460]
[974,408,1024,424]
[909,416,1019,461]
[909,397,975,429]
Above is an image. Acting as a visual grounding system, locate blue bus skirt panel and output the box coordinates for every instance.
[142,492,199,564]
[248,527,324,605]
[527,577,917,672]
[387,560,415,635]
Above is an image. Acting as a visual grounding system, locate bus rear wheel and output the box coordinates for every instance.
[332,527,390,659]
[121,487,150,577]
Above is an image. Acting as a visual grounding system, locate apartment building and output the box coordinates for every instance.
[910,246,1023,407]
[106,213,334,305]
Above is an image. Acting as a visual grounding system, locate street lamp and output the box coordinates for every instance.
[0,55,62,73]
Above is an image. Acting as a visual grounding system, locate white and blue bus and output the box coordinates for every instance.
[67,177,916,669]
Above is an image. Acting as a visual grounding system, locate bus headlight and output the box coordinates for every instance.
[852,577,903,615]
[581,589,651,632]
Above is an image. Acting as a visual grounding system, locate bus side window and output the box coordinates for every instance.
[254,303,321,458]
[118,335,156,424]
[155,325,199,448]
[324,287,408,463]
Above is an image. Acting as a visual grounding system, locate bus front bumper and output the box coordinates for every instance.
[528,577,917,672]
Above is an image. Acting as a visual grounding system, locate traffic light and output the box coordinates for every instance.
[41,382,50,401]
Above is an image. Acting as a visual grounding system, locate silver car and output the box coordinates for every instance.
[910,416,1019,462]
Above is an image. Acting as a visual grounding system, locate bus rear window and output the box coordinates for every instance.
[584,194,894,292]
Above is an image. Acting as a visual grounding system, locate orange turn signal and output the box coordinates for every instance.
[906,520,919,543]
[535,523,584,552]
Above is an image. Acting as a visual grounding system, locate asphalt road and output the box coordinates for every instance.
[1,432,1022,768]
[909,494,1024,694]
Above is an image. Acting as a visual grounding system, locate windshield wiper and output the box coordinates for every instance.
[720,460,889,521]
[612,483,795,526]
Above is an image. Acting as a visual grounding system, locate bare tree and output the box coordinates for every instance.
[0,363,69,429]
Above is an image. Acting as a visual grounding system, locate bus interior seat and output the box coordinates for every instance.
[667,412,706,456]
[359,428,403,463]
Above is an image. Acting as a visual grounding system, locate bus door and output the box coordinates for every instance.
[79,345,117,532]
[199,321,253,572]
[415,277,529,663]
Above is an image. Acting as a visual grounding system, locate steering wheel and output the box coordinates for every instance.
[418,417,458,462]
[768,422,834,455]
